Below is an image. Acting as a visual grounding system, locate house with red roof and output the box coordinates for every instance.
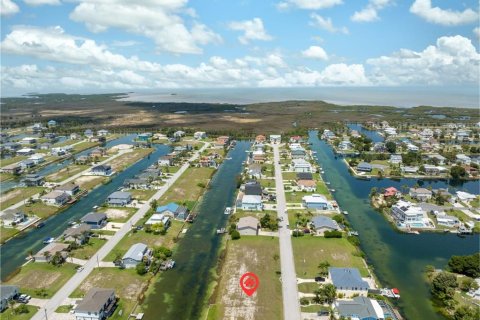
[384,187,399,198]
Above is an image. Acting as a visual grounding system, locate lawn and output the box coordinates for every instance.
[163,166,181,174]
[282,172,297,180]
[109,148,153,171]
[72,141,99,153]
[257,179,275,188]
[285,189,312,203]
[0,172,15,182]
[5,262,78,298]
[69,238,107,259]
[46,164,89,182]
[55,305,74,313]
[213,236,283,320]
[0,156,27,167]
[231,209,277,224]
[1,304,39,320]
[74,176,106,191]
[297,282,320,293]
[159,167,214,210]
[300,305,329,313]
[104,220,184,262]
[97,207,137,223]
[70,267,147,319]
[20,202,59,219]
[1,187,45,209]
[292,237,369,278]
[128,189,157,202]
[0,226,20,244]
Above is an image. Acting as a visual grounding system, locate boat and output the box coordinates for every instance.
[342,211,349,215]
[330,189,336,192]
[216,228,226,234]
[325,182,331,185]
[349,231,359,236]
[43,237,54,244]
[225,157,232,160]
[408,230,420,235]
[224,207,232,215]
[68,221,77,226]
[36,222,45,228]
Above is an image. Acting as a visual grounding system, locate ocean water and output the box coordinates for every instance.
[119,86,479,108]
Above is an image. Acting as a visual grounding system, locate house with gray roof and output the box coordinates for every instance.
[21,173,45,186]
[334,296,385,320]
[329,267,370,297]
[1,209,26,227]
[74,288,116,320]
[1,285,19,311]
[409,188,432,202]
[106,191,132,206]
[311,216,340,235]
[122,243,149,269]
[357,162,373,172]
[41,190,71,206]
[237,216,259,236]
[62,224,92,244]
[81,212,107,229]
[55,182,80,196]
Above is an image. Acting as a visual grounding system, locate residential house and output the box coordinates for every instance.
[329,267,370,297]
[373,142,385,152]
[252,150,266,163]
[47,120,57,127]
[90,148,106,158]
[194,131,207,140]
[56,182,80,196]
[237,216,259,236]
[39,142,51,150]
[322,130,336,140]
[137,133,152,142]
[70,133,80,140]
[145,214,171,228]
[297,179,316,192]
[62,224,92,244]
[84,129,94,138]
[255,135,267,143]
[456,154,471,165]
[33,242,69,262]
[244,181,262,196]
[51,147,66,156]
[334,297,385,320]
[241,195,263,211]
[31,123,43,133]
[1,209,26,227]
[124,178,149,190]
[384,127,397,136]
[350,130,361,138]
[17,148,35,156]
[75,155,90,165]
[158,155,174,167]
[20,137,37,145]
[389,154,402,165]
[21,173,45,186]
[311,216,340,235]
[269,135,281,144]
[29,154,45,165]
[216,136,230,147]
[74,288,117,320]
[427,154,446,165]
[289,135,303,143]
[156,203,189,220]
[0,163,21,175]
[456,191,476,202]
[406,143,419,152]
[248,163,262,179]
[20,159,36,170]
[291,148,307,159]
[97,129,109,136]
[3,142,21,152]
[339,140,353,151]
[456,130,470,142]
[106,191,132,207]
[81,212,108,229]
[409,188,433,201]
[41,190,71,206]
[401,166,418,174]
[357,162,372,172]
[391,200,426,226]
[122,243,150,269]
[199,157,217,168]
[302,194,328,210]
[436,215,459,227]
[0,285,19,312]
[91,165,112,176]
[383,187,399,198]
[291,159,313,173]
[173,131,185,138]
[423,165,446,176]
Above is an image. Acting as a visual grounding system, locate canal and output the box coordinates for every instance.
[0,143,170,280]
[309,131,479,320]
[142,141,250,320]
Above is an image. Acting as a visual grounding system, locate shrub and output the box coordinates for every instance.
[324,230,342,238]
[231,230,241,240]
[300,297,310,306]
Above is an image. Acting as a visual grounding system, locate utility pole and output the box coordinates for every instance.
[44,308,48,320]
[96,254,99,268]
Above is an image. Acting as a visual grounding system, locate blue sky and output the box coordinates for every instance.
[0,0,479,95]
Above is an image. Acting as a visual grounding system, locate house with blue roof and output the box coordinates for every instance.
[334,296,385,320]
[329,267,370,297]
[311,216,340,235]
[122,243,150,269]
[156,203,189,221]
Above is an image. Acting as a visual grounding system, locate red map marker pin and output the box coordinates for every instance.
[240,272,259,296]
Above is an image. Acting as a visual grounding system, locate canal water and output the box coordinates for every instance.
[309,131,479,320]
[142,141,250,320]
[0,143,170,280]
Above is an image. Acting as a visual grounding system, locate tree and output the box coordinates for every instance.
[231,230,241,240]
[450,166,467,180]
[459,277,477,292]
[431,272,457,301]
[12,304,29,315]
[448,253,480,278]
[318,260,330,277]
[313,284,336,304]
[385,141,396,153]
[150,199,158,211]
[50,252,64,266]
[136,262,147,275]
[453,306,480,320]
[151,222,165,234]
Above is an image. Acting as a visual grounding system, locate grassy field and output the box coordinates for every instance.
[5,262,78,298]
[0,156,27,167]
[0,172,15,182]
[20,202,59,219]
[297,282,320,293]
[0,226,20,244]
[257,179,275,188]
[1,304,39,320]
[212,236,283,320]
[55,305,74,313]
[292,236,369,278]
[69,238,108,259]
[282,172,297,180]
[109,148,153,171]
[104,220,184,261]
[159,167,214,210]
[74,176,106,190]
[72,141,99,152]
[128,189,157,202]
[1,187,45,209]
[70,267,147,319]
[46,164,89,182]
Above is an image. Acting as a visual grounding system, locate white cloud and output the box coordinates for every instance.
[474,27,480,40]
[69,0,221,54]
[112,40,139,47]
[310,13,348,34]
[228,18,272,44]
[277,0,343,10]
[302,45,328,60]
[23,0,61,6]
[367,35,480,85]
[410,0,478,26]
[1,0,19,16]
[351,0,392,22]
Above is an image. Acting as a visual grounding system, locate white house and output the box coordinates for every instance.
[302,194,329,210]
[241,195,263,211]
[269,135,281,144]
[194,131,207,140]
[389,154,402,165]
[41,190,71,206]
[436,215,459,227]
[456,154,471,165]
[391,200,426,227]
[145,214,171,227]
[291,159,313,173]
[406,143,419,152]
[29,154,45,165]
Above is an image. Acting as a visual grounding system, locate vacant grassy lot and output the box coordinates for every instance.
[72,141,99,152]
[98,207,137,223]
[6,262,78,298]
[159,167,214,210]
[0,226,19,244]
[74,175,106,190]
[1,187,45,209]
[257,179,275,188]
[128,189,157,202]
[1,304,39,320]
[20,202,59,219]
[69,238,107,259]
[71,267,147,319]
[0,172,15,182]
[282,172,297,180]
[213,236,282,320]
[104,220,184,261]
[297,282,319,293]
[46,164,89,182]
[292,237,368,278]
[109,148,153,171]
[0,156,27,167]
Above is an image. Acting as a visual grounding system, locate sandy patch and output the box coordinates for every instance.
[103,208,130,219]
[109,144,133,152]
[9,268,62,290]
[74,176,104,189]
[331,252,349,262]
[79,271,143,300]
[0,189,22,203]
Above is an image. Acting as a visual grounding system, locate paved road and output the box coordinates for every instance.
[30,143,209,320]
[272,143,301,320]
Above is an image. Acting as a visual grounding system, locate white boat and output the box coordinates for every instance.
[342,211,349,215]
[43,237,54,244]
[217,228,226,234]
[224,207,232,215]
[225,157,232,160]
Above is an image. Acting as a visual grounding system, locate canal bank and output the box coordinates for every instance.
[141,141,250,320]
[0,143,170,281]
[309,131,479,320]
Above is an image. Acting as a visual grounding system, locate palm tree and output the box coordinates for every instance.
[43,251,51,262]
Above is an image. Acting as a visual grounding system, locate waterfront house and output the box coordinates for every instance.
[456,154,471,165]
[75,155,90,165]
[384,127,397,136]
[383,187,399,198]
[289,135,303,143]
[322,130,336,140]
[329,267,370,297]
[292,159,313,173]
[156,203,189,220]
[244,181,263,196]
[122,243,150,269]
[194,131,207,140]
[62,224,91,244]
[311,216,340,235]
[106,191,132,207]
[17,148,35,156]
[251,150,266,163]
[91,164,112,176]
[51,147,66,156]
[423,165,446,176]
[81,212,108,229]
[215,136,230,147]
[33,242,69,262]
[20,159,36,170]
[84,129,94,138]
[21,173,45,186]
[373,142,385,152]
[334,296,385,320]
[0,285,19,312]
[41,190,71,206]
[3,142,21,152]
[391,200,426,226]
[56,182,80,196]
[173,131,185,139]
[70,133,80,140]
[269,135,281,144]
[339,140,353,151]
[74,288,117,320]
[31,123,43,133]
[241,195,263,211]
[297,179,316,192]
[302,194,328,210]
[237,216,259,236]
[0,163,21,175]
[248,163,262,179]
[39,142,51,150]
[255,135,267,143]
[29,154,45,165]
[401,166,418,174]
[1,209,26,227]
[124,178,150,190]
[145,213,171,228]
[97,129,109,136]
[389,154,402,165]
[47,120,57,127]
[409,188,432,201]
[90,148,106,158]
[158,155,174,167]
[291,148,307,159]
[436,215,459,227]
[456,191,476,203]
[356,162,372,172]
[20,137,37,145]
[406,143,419,152]
[199,157,218,168]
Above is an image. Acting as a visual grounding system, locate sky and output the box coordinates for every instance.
[0,0,479,96]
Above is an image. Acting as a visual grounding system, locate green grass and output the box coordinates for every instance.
[282,172,297,180]
[69,238,107,259]
[110,148,153,171]
[205,304,221,320]
[470,197,480,208]
[55,305,74,313]
[20,202,59,219]
[0,156,27,167]
[104,220,184,261]
[300,305,329,313]
[5,262,78,298]
[292,236,369,278]
[97,207,137,223]
[1,187,45,209]
[46,164,89,182]
[164,166,181,174]
[128,189,157,202]
[297,282,320,293]
[72,141,99,152]
[75,176,106,191]
[1,304,39,320]
[257,179,275,188]
[0,226,20,244]
[0,172,15,182]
